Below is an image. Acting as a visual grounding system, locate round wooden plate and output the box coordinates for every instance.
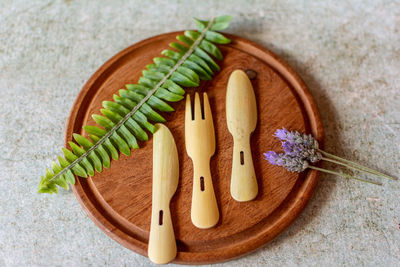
[67,32,324,264]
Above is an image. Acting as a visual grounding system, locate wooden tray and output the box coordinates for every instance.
[67,32,324,264]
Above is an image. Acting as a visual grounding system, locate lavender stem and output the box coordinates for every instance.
[308,165,382,186]
[317,149,397,181]
[321,156,392,181]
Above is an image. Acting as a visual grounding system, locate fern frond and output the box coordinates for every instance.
[38,15,232,194]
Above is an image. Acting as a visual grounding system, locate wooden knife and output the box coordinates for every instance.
[148,123,179,264]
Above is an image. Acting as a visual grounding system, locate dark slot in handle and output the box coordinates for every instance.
[159,210,163,225]
[200,176,205,191]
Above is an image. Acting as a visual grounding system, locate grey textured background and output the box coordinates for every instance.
[1,0,399,266]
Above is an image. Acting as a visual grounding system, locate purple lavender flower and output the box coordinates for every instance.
[274,128,322,163]
[274,127,294,142]
[282,141,302,156]
[264,151,283,165]
[264,151,308,173]
[264,127,395,185]
[282,140,321,163]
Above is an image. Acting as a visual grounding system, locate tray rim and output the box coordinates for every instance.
[67,31,324,264]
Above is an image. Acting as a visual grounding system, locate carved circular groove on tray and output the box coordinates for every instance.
[67,32,324,264]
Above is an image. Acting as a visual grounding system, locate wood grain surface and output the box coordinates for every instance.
[67,32,324,264]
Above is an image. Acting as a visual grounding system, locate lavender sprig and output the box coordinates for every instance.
[264,151,382,185]
[264,128,398,185]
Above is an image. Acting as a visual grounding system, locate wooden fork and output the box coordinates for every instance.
[185,92,219,229]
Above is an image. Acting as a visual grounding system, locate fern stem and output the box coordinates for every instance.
[48,18,216,183]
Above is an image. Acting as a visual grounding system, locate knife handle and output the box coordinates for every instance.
[148,204,177,264]
[191,159,219,229]
[230,136,258,201]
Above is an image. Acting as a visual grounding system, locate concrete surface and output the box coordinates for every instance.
[1,0,399,266]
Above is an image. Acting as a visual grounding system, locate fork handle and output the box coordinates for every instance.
[230,136,258,201]
[191,159,219,229]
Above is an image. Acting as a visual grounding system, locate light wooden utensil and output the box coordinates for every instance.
[185,92,219,229]
[148,123,179,264]
[226,70,258,202]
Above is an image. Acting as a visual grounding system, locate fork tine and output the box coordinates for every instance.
[194,92,202,120]
[203,93,212,121]
[185,94,192,123]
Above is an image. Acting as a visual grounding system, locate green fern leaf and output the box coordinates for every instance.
[38,15,232,194]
